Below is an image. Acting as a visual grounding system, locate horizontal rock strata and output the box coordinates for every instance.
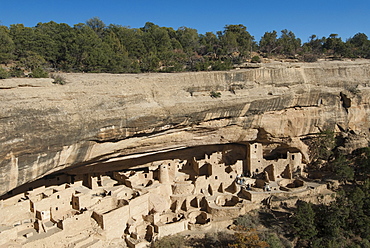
[1,60,370,195]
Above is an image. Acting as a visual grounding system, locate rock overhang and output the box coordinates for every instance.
[1,60,370,196]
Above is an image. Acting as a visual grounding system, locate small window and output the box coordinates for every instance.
[57,195,60,199]
[292,155,295,160]
[144,174,148,178]
[215,176,218,180]
[230,175,233,178]
[256,169,259,173]
[255,144,257,149]
[56,207,58,211]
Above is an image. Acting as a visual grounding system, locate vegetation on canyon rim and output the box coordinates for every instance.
[0,17,370,77]
[1,17,370,248]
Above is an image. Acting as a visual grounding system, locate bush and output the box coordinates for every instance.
[204,232,235,247]
[303,54,318,62]
[329,154,354,182]
[210,91,222,98]
[309,129,336,163]
[251,56,262,63]
[229,228,269,248]
[234,213,260,228]
[9,67,24,77]
[190,60,211,71]
[29,67,48,78]
[262,233,285,248]
[211,59,233,71]
[51,74,67,85]
[0,67,10,79]
[152,234,186,248]
[183,231,234,247]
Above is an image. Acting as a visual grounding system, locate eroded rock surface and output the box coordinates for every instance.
[1,60,370,195]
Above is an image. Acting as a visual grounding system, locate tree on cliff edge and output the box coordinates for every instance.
[86,17,106,37]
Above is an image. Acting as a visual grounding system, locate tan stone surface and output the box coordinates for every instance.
[0,143,332,247]
[1,60,370,195]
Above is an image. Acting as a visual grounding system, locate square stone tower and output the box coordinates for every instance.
[246,143,264,176]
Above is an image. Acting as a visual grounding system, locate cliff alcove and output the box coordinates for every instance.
[1,60,370,196]
[1,60,370,246]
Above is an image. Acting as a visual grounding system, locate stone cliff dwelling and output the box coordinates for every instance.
[0,143,331,247]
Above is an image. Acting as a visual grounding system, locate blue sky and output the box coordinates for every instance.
[1,0,369,42]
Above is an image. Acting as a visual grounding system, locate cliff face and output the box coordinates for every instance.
[1,61,370,195]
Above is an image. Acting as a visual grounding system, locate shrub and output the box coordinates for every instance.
[29,67,48,78]
[210,91,222,98]
[229,86,236,94]
[191,60,211,71]
[211,59,233,71]
[309,129,336,164]
[152,234,186,248]
[234,213,260,228]
[229,228,269,248]
[0,67,10,79]
[251,56,262,63]
[303,54,318,62]
[183,231,234,247]
[9,67,24,77]
[51,74,67,85]
[195,232,235,247]
[328,154,354,182]
[262,233,285,248]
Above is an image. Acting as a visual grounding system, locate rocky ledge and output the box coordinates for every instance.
[1,60,370,196]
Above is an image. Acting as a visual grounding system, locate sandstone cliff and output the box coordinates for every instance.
[1,60,370,196]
